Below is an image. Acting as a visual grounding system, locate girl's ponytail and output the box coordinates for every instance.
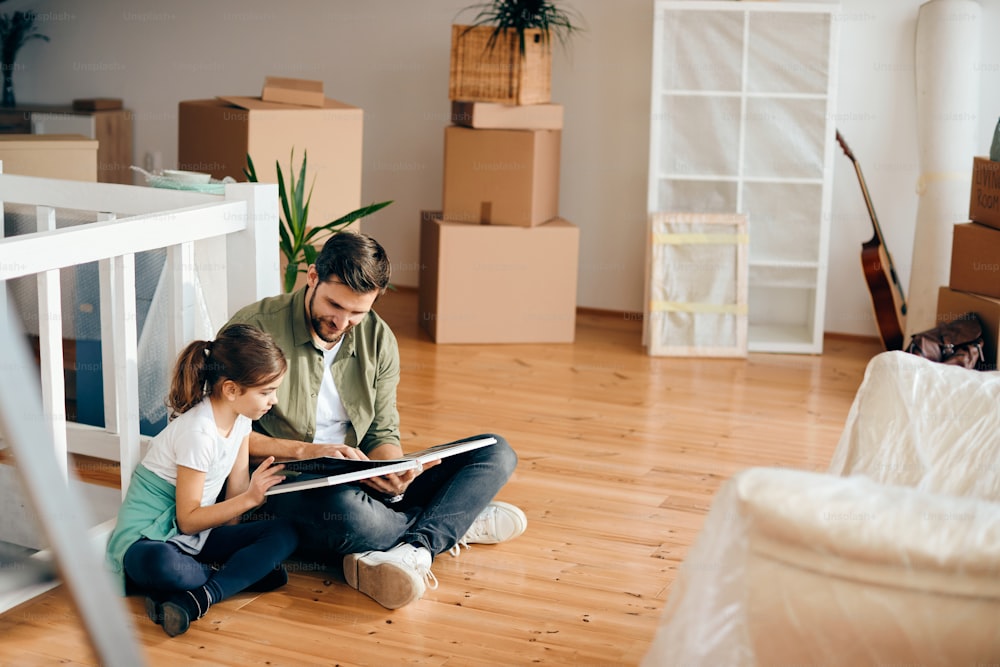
[165,324,286,419]
[167,340,213,418]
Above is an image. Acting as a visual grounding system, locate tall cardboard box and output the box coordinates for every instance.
[970,156,1000,230]
[419,211,578,343]
[949,222,1000,298]
[936,285,1000,370]
[442,126,560,227]
[178,96,363,230]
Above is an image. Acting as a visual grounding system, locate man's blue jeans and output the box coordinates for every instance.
[266,433,517,560]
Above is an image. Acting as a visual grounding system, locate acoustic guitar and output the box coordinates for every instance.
[835,130,907,351]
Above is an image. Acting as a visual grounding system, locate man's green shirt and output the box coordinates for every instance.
[225,287,401,455]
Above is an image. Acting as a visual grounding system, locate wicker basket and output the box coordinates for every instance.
[449,24,552,105]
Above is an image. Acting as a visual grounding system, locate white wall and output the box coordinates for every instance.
[12,0,1000,339]
[829,0,1000,337]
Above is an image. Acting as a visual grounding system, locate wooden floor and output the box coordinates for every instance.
[0,288,884,666]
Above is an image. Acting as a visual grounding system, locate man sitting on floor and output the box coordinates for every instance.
[224,231,526,609]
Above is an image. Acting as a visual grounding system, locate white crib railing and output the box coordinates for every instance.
[0,172,278,493]
[0,169,279,650]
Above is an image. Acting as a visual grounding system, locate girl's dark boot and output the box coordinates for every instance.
[153,586,211,637]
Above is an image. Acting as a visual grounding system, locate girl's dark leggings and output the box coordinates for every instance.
[123,519,297,602]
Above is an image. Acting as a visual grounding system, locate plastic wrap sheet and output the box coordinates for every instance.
[136,259,215,426]
[643,467,1000,666]
[644,212,748,357]
[656,6,829,185]
[907,0,982,337]
[829,350,1000,500]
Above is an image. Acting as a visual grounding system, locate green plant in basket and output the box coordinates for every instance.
[458,0,583,55]
[244,150,392,293]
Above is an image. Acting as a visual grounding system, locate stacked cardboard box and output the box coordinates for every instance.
[936,156,1000,368]
[418,40,579,344]
[178,79,363,231]
[442,120,560,227]
[419,211,578,343]
[178,78,364,292]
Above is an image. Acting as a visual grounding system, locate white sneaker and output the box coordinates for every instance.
[343,543,438,610]
[449,501,528,556]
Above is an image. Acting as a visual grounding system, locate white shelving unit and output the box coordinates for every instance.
[648,1,840,353]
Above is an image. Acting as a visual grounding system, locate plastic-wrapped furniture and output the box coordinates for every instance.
[643,351,1000,666]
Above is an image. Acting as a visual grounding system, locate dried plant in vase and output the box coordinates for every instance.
[0,4,49,108]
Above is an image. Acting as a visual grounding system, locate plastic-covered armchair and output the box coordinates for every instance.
[643,351,1000,666]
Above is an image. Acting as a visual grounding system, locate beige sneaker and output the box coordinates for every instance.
[343,543,438,609]
[449,501,528,556]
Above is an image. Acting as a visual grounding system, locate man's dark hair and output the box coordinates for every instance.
[314,232,391,295]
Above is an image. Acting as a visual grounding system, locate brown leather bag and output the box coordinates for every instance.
[905,313,987,370]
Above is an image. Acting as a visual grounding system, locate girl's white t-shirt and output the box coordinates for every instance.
[141,399,251,553]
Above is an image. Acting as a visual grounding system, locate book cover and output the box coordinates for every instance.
[265,436,496,496]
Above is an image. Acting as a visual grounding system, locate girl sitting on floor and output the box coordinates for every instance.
[105,323,296,637]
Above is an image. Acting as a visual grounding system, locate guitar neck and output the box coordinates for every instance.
[837,129,908,347]
[851,159,889,249]
[845,146,907,309]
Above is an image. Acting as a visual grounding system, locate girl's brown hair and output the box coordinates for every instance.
[166,324,287,419]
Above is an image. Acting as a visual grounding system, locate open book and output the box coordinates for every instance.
[264,436,497,496]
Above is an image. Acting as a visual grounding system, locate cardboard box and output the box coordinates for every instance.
[178,96,363,230]
[0,134,97,181]
[936,285,1000,370]
[442,126,560,227]
[261,76,325,108]
[72,97,123,111]
[949,222,1000,299]
[419,211,579,343]
[970,156,1000,229]
[451,101,564,130]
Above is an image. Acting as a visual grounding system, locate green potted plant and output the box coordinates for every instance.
[0,5,49,108]
[461,0,581,54]
[244,150,392,293]
[450,0,583,105]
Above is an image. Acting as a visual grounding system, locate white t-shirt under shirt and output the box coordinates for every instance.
[313,337,352,444]
[141,399,251,553]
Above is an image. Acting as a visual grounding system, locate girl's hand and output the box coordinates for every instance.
[246,456,286,505]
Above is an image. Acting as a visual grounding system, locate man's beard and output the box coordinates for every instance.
[308,288,346,344]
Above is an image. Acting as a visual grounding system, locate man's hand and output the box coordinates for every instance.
[361,458,440,498]
[249,431,365,462]
[308,443,368,460]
